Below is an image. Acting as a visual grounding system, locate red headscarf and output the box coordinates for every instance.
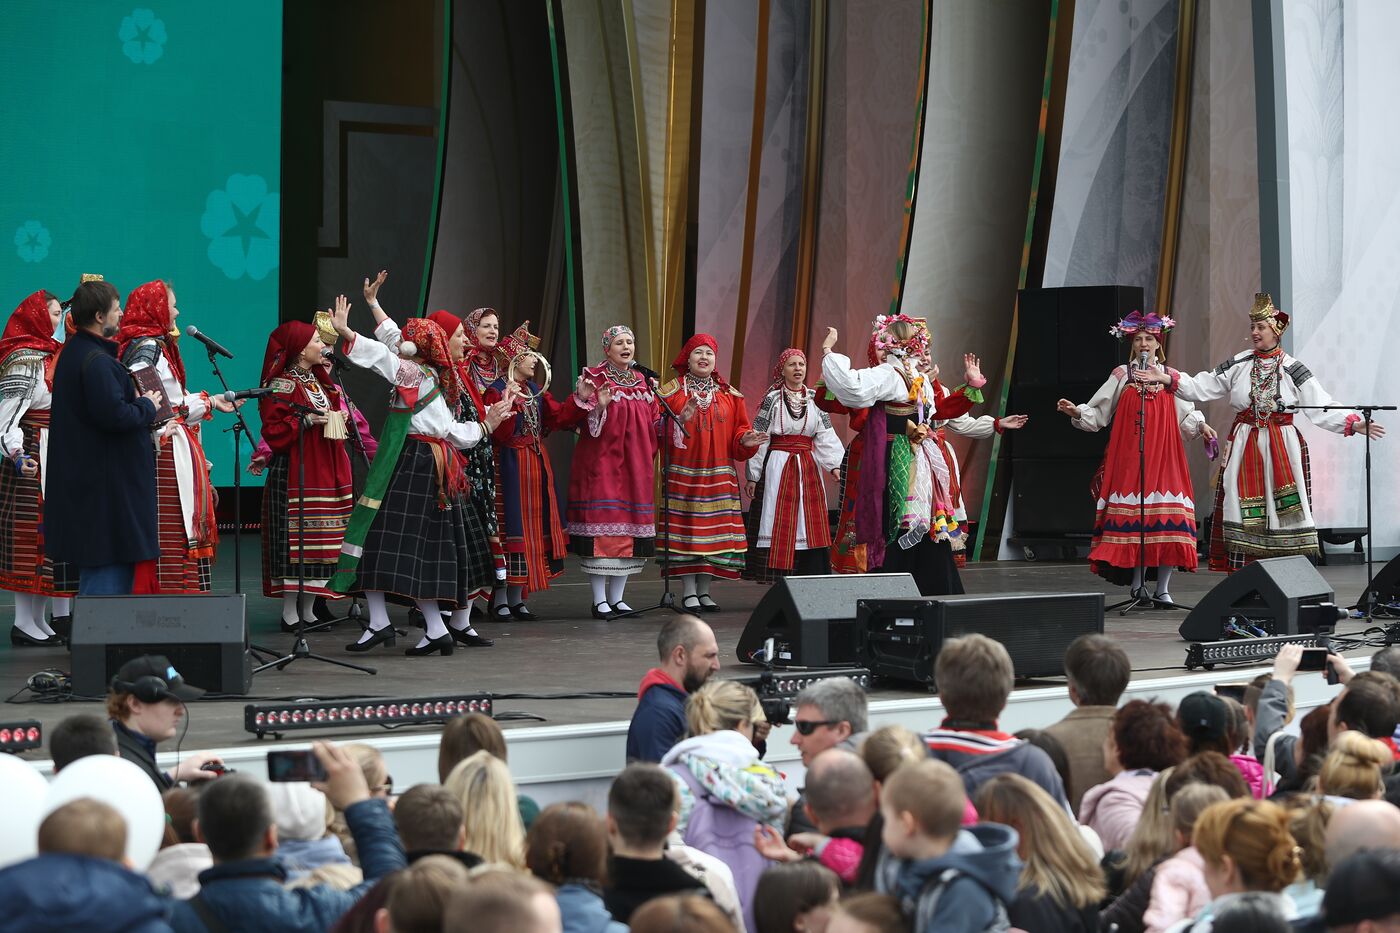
[428,310,463,342]
[671,333,727,385]
[770,348,806,391]
[117,280,186,388]
[260,321,334,389]
[0,291,61,389]
[403,318,462,409]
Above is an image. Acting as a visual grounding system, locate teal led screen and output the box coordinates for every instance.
[1,1,283,486]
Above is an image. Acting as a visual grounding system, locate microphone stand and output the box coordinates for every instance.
[202,345,277,663]
[614,377,690,619]
[1287,402,1395,619]
[1106,361,1195,615]
[254,399,376,676]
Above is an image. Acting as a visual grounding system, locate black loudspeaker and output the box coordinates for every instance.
[1178,556,1342,641]
[737,574,923,668]
[1014,287,1142,387]
[1357,553,1400,610]
[71,595,251,696]
[856,592,1105,687]
[1011,458,1100,538]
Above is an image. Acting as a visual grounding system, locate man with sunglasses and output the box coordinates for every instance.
[787,677,868,835]
[626,615,721,763]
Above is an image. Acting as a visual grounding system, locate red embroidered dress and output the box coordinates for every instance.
[118,281,218,594]
[258,322,355,597]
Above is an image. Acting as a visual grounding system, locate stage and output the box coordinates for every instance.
[1,537,1386,762]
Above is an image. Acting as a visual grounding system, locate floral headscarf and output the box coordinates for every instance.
[402,317,462,409]
[118,280,186,388]
[601,324,633,350]
[0,291,62,388]
[770,348,806,392]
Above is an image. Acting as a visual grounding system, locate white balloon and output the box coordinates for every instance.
[0,755,50,868]
[44,755,165,870]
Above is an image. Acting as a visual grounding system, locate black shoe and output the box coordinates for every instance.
[346,626,396,652]
[280,619,301,634]
[450,628,495,647]
[491,604,514,621]
[1153,591,1175,608]
[312,596,337,622]
[509,603,537,621]
[697,595,722,613]
[405,633,454,656]
[50,615,72,642]
[10,627,61,648]
[682,595,703,613]
[591,601,614,620]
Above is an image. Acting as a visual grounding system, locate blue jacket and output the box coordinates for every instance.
[556,883,628,933]
[168,798,405,933]
[44,327,159,566]
[0,853,172,933]
[877,824,1023,933]
[626,670,688,763]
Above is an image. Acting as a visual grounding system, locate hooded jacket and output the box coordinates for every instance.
[626,669,688,763]
[1080,769,1156,852]
[556,882,628,933]
[875,823,1022,933]
[0,853,172,933]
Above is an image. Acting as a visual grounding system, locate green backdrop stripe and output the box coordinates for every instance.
[418,0,455,314]
[972,0,1061,561]
[546,0,581,377]
[0,0,283,487]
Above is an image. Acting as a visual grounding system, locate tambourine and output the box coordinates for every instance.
[510,350,552,400]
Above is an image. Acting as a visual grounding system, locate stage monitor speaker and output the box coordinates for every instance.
[1178,556,1342,641]
[736,574,923,668]
[1357,552,1400,610]
[71,595,251,696]
[856,592,1105,687]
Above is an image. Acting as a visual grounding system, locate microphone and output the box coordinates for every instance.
[222,388,274,402]
[630,360,661,382]
[186,325,234,359]
[1136,351,1151,371]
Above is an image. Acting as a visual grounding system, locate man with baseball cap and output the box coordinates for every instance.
[107,654,222,789]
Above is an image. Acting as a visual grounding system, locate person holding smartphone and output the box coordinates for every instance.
[106,654,223,790]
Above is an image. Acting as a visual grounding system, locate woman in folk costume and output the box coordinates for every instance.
[561,325,663,619]
[0,290,74,645]
[917,346,1028,567]
[257,321,356,631]
[657,334,767,612]
[743,349,844,583]
[819,316,981,595]
[481,323,569,619]
[118,281,238,593]
[463,306,510,395]
[813,383,871,574]
[327,296,515,655]
[1138,294,1384,571]
[1056,311,1214,602]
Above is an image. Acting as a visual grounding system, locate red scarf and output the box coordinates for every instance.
[0,291,60,389]
[260,320,337,393]
[403,318,462,410]
[117,280,186,388]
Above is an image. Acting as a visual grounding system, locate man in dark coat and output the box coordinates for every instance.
[625,615,719,763]
[45,279,161,595]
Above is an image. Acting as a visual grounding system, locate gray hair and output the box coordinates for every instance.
[1371,646,1400,679]
[804,749,875,822]
[794,677,868,733]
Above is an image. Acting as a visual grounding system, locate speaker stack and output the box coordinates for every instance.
[1177,556,1346,641]
[70,594,252,696]
[736,574,923,668]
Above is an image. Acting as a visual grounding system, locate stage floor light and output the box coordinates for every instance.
[245,694,492,738]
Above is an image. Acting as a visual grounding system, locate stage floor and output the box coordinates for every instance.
[0,539,1383,759]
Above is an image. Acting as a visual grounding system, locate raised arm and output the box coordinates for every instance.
[1292,362,1384,438]
[361,270,393,330]
[1057,370,1123,433]
[332,294,403,384]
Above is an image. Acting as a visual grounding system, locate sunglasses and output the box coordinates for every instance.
[793,720,839,736]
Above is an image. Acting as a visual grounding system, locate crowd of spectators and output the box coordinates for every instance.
[7,621,1400,933]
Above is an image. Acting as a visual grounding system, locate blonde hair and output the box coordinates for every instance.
[975,774,1106,910]
[445,750,526,868]
[685,679,763,737]
[1121,767,1176,886]
[1318,731,1390,800]
[1283,797,1333,884]
[1193,798,1301,892]
[861,725,927,782]
[1170,782,1229,837]
[882,758,966,839]
[285,863,364,891]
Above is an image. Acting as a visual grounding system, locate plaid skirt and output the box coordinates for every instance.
[353,439,494,604]
[0,415,76,596]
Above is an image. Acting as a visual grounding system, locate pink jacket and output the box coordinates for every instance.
[1230,754,1269,799]
[1079,769,1155,852]
[1143,846,1211,933]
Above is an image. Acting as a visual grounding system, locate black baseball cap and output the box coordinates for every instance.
[111,655,206,701]
[1177,691,1229,741]
[1323,848,1400,925]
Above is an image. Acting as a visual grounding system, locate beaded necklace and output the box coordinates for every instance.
[684,373,718,411]
[781,383,808,421]
[1249,347,1283,418]
[291,367,330,411]
[469,352,502,392]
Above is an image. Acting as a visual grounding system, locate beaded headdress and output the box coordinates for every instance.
[601,324,633,348]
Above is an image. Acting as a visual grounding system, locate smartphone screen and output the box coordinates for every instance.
[267,749,328,782]
[1214,683,1248,703]
[1297,648,1329,672]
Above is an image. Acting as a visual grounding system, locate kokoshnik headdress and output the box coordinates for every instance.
[1248,293,1290,336]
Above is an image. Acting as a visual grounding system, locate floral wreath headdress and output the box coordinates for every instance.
[870,314,930,362]
[1109,310,1176,341]
[1247,293,1289,336]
